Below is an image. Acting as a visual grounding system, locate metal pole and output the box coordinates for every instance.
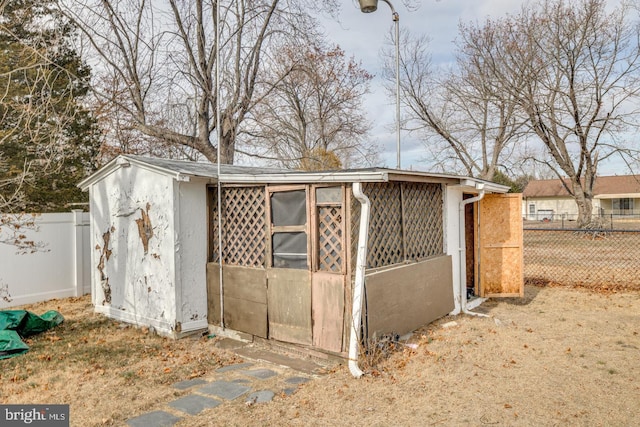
[392,8,400,169]
[378,0,401,169]
[215,0,224,329]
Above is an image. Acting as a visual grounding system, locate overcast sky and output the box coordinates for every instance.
[321,0,526,171]
[321,0,626,175]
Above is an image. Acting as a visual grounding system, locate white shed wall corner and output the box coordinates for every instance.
[88,164,180,337]
[444,185,464,314]
[173,180,208,336]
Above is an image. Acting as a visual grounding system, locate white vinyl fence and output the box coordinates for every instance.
[0,211,91,308]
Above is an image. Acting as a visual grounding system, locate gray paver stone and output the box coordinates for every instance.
[242,368,277,380]
[172,378,208,390]
[282,387,298,396]
[168,394,222,415]
[285,376,310,385]
[246,390,275,404]
[127,411,181,427]
[199,380,251,400]
[216,362,254,373]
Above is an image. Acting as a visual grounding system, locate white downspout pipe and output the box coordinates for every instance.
[349,182,370,378]
[456,185,489,318]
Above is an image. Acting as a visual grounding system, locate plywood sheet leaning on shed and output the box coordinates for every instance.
[364,255,454,339]
[477,193,524,297]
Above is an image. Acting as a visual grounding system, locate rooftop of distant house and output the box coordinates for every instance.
[523,175,640,198]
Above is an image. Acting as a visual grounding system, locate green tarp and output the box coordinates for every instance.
[0,310,64,359]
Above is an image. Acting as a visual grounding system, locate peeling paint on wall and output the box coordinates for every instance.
[97,228,113,304]
[135,203,154,254]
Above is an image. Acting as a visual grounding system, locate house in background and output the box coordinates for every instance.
[79,155,523,374]
[523,175,640,221]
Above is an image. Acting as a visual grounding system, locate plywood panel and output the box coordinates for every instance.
[223,265,267,304]
[206,263,268,337]
[365,256,454,339]
[478,194,524,297]
[223,296,267,338]
[312,273,344,352]
[207,263,221,325]
[267,268,312,345]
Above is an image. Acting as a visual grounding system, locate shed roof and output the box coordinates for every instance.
[79,154,509,193]
[523,175,640,198]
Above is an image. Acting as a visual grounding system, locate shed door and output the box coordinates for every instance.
[266,187,312,345]
[476,193,524,297]
[311,186,345,353]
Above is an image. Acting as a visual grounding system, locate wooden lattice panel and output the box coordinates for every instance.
[403,183,444,259]
[350,192,361,274]
[211,186,266,267]
[364,182,403,268]
[318,206,343,272]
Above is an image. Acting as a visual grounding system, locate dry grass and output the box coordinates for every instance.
[524,230,640,289]
[2,286,640,426]
[0,296,241,426]
[183,285,640,427]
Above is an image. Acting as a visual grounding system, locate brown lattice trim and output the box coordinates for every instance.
[211,186,267,267]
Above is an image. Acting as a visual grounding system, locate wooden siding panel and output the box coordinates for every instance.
[312,273,344,352]
[223,265,267,304]
[207,263,221,325]
[365,256,454,339]
[223,296,267,338]
[267,268,312,345]
[206,263,268,337]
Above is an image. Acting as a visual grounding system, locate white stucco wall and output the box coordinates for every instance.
[89,164,180,336]
[174,180,208,333]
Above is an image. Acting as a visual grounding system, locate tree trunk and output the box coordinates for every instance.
[572,181,593,228]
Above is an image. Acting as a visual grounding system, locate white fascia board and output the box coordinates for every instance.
[123,156,189,182]
[217,171,390,184]
[457,178,509,193]
[78,156,121,190]
[78,155,190,190]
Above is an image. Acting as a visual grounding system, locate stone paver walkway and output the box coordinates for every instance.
[126,340,330,427]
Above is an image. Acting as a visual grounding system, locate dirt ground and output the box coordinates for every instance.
[2,285,639,426]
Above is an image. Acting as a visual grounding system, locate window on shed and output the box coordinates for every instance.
[270,189,308,269]
[315,186,344,273]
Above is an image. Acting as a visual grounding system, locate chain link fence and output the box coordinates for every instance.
[524,227,640,290]
[524,213,640,230]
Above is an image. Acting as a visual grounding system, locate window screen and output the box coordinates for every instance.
[271,190,306,226]
[316,187,342,204]
[270,189,308,269]
[272,232,307,269]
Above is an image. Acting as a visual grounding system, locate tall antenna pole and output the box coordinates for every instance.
[215,0,224,329]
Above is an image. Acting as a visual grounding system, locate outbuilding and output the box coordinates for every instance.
[79,155,523,372]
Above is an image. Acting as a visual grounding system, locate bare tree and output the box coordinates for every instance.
[393,29,527,181]
[59,0,339,165]
[242,43,376,170]
[471,0,640,226]
[1,0,99,218]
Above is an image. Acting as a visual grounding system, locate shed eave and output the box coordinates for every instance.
[217,170,391,184]
[458,178,509,194]
[78,155,197,190]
